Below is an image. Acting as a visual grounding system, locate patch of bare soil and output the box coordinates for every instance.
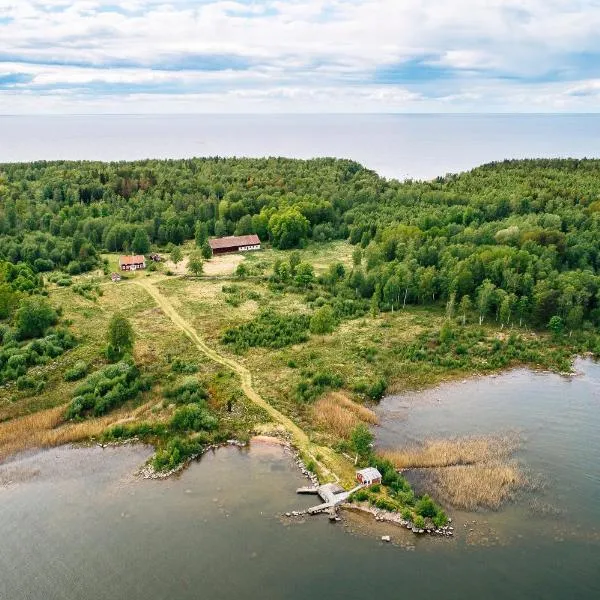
[163,257,189,275]
[203,254,244,276]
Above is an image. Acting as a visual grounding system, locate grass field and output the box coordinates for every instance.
[0,240,577,509]
[0,260,267,460]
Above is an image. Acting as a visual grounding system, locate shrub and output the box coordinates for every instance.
[0,328,76,385]
[415,494,438,518]
[366,377,387,401]
[295,369,343,403]
[104,421,167,441]
[433,511,449,528]
[164,378,208,405]
[374,497,397,511]
[170,358,199,374]
[152,436,204,471]
[64,360,88,381]
[14,298,58,340]
[170,404,218,432]
[16,375,36,390]
[413,515,426,529]
[353,489,370,502]
[310,305,336,335]
[65,359,150,419]
[222,310,310,352]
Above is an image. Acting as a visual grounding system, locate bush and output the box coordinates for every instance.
[65,359,150,419]
[170,358,199,374]
[413,515,426,529]
[310,305,336,335]
[222,310,310,352]
[0,328,76,385]
[353,489,370,502]
[295,369,343,403]
[64,360,88,381]
[152,436,204,471]
[415,494,438,518]
[104,421,167,441]
[170,404,218,432]
[374,497,397,511]
[367,377,387,401]
[16,375,36,390]
[14,297,58,340]
[433,511,449,528]
[164,378,208,405]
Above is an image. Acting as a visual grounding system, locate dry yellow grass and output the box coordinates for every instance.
[380,434,525,510]
[0,402,154,462]
[429,462,525,510]
[312,392,378,438]
[380,434,519,469]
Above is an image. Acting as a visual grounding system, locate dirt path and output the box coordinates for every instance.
[134,278,342,483]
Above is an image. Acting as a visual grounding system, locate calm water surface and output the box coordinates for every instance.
[377,358,600,529]
[1,359,599,600]
[1,114,600,179]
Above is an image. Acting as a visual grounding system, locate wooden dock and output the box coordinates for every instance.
[298,483,366,514]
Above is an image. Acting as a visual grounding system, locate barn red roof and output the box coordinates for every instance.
[208,235,261,250]
[119,255,146,266]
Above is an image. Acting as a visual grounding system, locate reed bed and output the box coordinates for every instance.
[0,402,153,462]
[312,392,378,438]
[379,434,519,469]
[428,462,525,510]
[379,434,525,510]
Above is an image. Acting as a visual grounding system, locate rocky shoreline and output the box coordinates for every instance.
[341,503,455,537]
[136,439,248,480]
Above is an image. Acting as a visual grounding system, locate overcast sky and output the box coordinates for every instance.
[1,0,600,113]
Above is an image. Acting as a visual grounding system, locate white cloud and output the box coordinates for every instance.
[1,0,600,112]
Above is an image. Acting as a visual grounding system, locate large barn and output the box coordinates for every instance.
[208,234,261,255]
[119,255,146,271]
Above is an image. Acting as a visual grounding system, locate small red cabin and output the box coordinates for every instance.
[208,235,261,255]
[356,467,382,486]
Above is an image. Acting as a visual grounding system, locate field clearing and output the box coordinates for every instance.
[203,254,244,276]
[243,240,354,274]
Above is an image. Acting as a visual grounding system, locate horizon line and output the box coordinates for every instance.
[2,112,600,117]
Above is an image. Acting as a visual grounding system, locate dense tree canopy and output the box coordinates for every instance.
[1,157,599,332]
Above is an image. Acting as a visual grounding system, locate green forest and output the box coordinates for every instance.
[1,157,599,337]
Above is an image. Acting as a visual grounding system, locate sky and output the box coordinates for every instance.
[1,0,600,113]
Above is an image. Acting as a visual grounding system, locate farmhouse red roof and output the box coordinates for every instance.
[119,255,146,266]
[208,235,261,250]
